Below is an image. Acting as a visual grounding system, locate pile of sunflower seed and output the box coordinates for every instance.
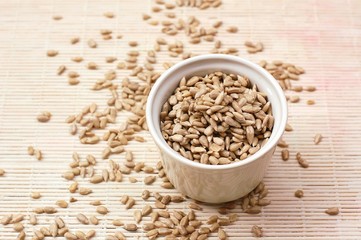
[161,71,274,165]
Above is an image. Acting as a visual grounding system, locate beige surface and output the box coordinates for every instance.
[0,0,361,239]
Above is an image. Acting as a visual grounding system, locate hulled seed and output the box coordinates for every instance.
[161,72,273,165]
[226,26,238,33]
[47,50,58,57]
[305,86,316,92]
[123,223,138,231]
[314,133,322,145]
[188,202,202,211]
[295,189,304,198]
[289,95,300,103]
[144,176,156,185]
[56,200,68,208]
[90,175,104,184]
[70,37,80,44]
[86,230,96,239]
[142,190,150,200]
[325,207,339,216]
[90,216,99,225]
[79,187,92,195]
[96,206,109,215]
[112,219,124,226]
[31,192,41,199]
[296,152,309,168]
[218,228,227,240]
[155,200,166,209]
[251,225,263,237]
[125,197,135,209]
[52,15,62,20]
[34,149,42,160]
[88,39,97,48]
[49,223,58,237]
[57,65,66,75]
[37,111,52,122]
[11,214,24,224]
[29,214,37,225]
[128,41,138,47]
[27,146,35,155]
[17,231,26,240]
[285,123,293,131]
[76,213,89,224]
[0,215,13,225]
[281,149,289,161]
[307,99,315,105]
[161,182,174,189]
[104,12,115,18]
[134,210,142,223]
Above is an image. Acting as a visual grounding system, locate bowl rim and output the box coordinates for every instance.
[146,54,288,170]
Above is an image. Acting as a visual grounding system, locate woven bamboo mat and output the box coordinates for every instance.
[0,0,361,239]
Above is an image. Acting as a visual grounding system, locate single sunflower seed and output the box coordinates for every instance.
[96,206,109,215]
[87,39,97,48]
[47,50,58,57]
[37,111,52,122]
[295,189,304,198]
[314,133,322,144]
[325,207,339,216]
[31,192,41,199]
[281,149,289,161]
[251,225,263,237]
[123,223,138,231]
[76,213,89,224]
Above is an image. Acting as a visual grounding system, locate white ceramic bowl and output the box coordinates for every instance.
[146,54,287,203]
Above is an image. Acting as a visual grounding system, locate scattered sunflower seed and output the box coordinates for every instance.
[70,37,80,44]
[285,123,293,131]
[37,111,52,122]
[289,95,300,103]
[296,152,309,168]
[305,86,316,92]
[79,187,92,195]
[104,12,115,18]
[96,206,109,215]
[13,222,24,232]
[218,228,227,240]
[281,149,289,161]
[314,133,322,144]
[307,99,315,105]
[77,213,89,224]
[226,26,238,33]
[251,225,263,237]
[57,65,66,75]
[144,175,156,185]
[90,216,99,225]
[88,39,97,48]
[188,202,202,211]
[52,15,63,20]
[34,149,42,160]
[134,210,142,223]
[56,200,68,208]
[325,207,339,216]
[47,50,58,57]
[128,41,138,47]
[31,192,41,199]
[1,215,12,225]
[123,223,138,231]
[295,189,304,198]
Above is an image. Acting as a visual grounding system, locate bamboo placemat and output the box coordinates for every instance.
[0,0,361,239]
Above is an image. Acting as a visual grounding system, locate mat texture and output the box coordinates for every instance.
[0,0,361,239]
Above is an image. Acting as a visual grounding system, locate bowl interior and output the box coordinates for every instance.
[147,54,287,169]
